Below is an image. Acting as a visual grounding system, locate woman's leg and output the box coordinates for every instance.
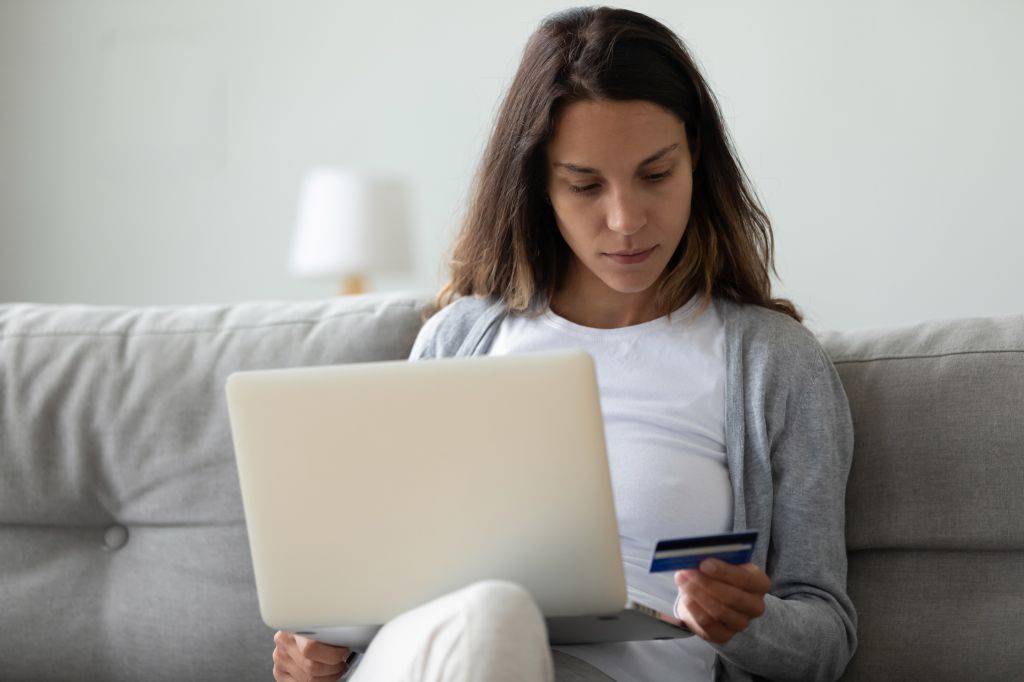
[349,580,554,682]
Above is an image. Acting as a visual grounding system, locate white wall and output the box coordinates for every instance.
[1,0,1021,331]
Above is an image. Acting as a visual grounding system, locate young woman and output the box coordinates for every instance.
[273,7,856,681]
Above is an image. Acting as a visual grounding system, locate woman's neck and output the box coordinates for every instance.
[549,277,663,330]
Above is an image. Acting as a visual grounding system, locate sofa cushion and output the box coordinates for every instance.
[0,293,430,681]
[820,313,1024,681]
[820,314,1024,552]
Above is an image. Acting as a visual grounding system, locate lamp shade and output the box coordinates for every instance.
[288,168,412,279]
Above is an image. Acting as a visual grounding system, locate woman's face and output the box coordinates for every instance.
[545,99,694,309]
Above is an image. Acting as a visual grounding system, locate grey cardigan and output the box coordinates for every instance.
[410,295,857,682]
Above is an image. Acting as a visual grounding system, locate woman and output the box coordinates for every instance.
[273,7,856,681]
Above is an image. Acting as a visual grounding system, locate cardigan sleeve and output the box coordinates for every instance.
[408,296,504,361]
[408,308,446,360]
[713,339,858,682]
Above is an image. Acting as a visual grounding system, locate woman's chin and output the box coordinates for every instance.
[599,275,662,297]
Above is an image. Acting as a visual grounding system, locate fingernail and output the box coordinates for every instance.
[701,559,718,575]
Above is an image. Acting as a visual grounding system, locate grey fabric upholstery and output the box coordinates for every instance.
[820,315,1024,680]
[0,294,429,681]
[1,294,1021,680]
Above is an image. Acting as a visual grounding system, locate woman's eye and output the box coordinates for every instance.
[568,171,672,195]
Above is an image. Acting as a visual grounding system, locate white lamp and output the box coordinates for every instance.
[289,168,412,295]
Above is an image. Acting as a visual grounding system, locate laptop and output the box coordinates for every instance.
[225,350,689,649]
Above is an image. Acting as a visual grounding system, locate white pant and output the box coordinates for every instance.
[348,580,555,682]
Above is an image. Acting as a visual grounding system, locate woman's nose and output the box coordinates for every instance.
[605,187,646,235]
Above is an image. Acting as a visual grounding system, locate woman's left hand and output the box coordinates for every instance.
[673,559,771,645]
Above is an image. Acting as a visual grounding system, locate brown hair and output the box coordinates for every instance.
[438,6,801,322]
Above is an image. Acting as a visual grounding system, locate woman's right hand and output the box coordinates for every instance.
[272,631,353,681]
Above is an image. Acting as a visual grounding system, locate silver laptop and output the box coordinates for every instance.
[225,350,689,649]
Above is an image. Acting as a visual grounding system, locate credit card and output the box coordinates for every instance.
[649,531,758,573]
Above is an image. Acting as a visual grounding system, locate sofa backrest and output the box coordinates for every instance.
[820,315,1024,680]
[0,293,429,681]
[3,293,1022,681]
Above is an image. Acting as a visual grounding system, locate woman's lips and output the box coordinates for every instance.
[604,246,656,265]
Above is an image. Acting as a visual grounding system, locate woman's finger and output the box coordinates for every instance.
[698,559,771,595]
[272,645,295,681]
[291,657,348,679]
[295,635,351,665]
[686,568,767,619]
[273,631,350,680]
[676,593,735,644]
[696,573,761,622]
[684,577,755,634]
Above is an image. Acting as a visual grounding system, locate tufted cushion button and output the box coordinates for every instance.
[103,524,129,551]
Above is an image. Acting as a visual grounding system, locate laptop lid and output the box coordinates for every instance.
[226,350,631,641]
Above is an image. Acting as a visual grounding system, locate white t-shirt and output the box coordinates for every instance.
[488,297,732,682]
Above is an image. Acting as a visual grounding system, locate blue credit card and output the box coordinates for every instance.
[649,531,758,573]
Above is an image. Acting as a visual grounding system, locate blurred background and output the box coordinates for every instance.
[1,0,1021,331]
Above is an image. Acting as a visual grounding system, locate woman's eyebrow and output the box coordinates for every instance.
[553,142,680,174]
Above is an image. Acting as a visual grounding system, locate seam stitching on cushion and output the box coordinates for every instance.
[846,547,1024,554]
[0,520,247,529]
[0,302,422,340]
[832,349,1024,365]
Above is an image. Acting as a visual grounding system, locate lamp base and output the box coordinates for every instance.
[338,275,367,296]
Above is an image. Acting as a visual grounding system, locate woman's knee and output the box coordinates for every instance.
[457,579,544,625]
[352,581,552,682]
[456,580,553,680]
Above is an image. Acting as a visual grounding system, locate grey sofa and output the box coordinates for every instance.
[1,292,1021,681]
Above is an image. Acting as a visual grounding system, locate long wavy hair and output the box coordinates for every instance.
[437,6,801,322]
